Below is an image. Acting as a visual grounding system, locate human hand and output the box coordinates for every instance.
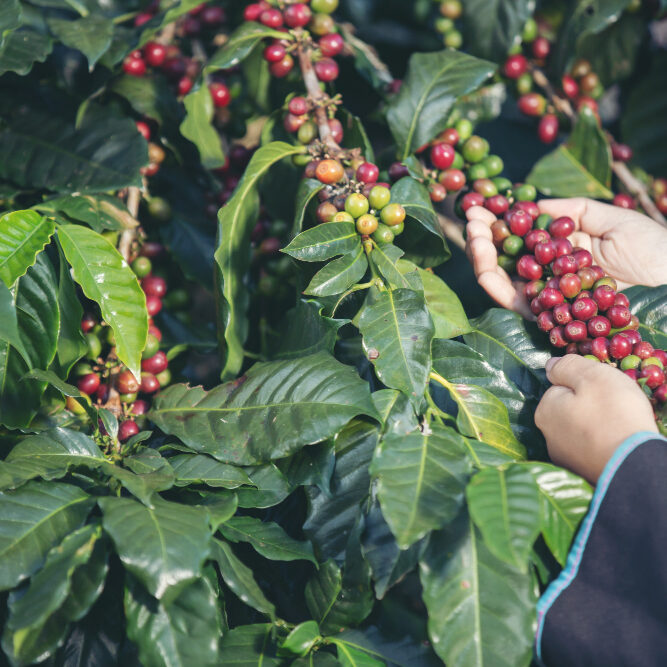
[465,197,667,320]
[535,354,658,484]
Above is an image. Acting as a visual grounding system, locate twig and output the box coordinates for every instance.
[612,161,667,228]
[119,186,141,262]
[156,22,176,46]
[530,66,574,120]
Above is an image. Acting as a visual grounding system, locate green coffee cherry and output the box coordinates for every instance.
[369,185,391,210]
[85,333,102,360]
[513,183,537,201]
[372,223,395,244]
[455,119,473,141]
[535,213,553,230]
[497,254,516,273]
[462,136,488,163]
[502,234,524,256]
[468,163,488,180]
[345,193,370,218]
[483,155,504,177]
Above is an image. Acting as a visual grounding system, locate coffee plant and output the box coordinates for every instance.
[0,0,665,665]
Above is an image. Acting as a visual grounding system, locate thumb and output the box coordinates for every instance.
[545,354,600,391]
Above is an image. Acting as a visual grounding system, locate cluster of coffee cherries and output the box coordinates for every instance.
[283,95,343,146]
[432,0,463,49]
[135,121,167,178]
[69,245,173,442]
[244,0,344,81]
[490,205,667,406]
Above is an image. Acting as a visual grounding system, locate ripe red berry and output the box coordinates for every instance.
[441,169,466,192]
[591,337,610,361]
[141,350,168,375]
[606,305,631,328]
[539,287,565,310]
[260,8,283,27]
[534,241,557,266]
[146,295,162,316]
[613,293,630,308]
[562,75,579,99]
[141,242,164,258]
[572,248,593,269]
[554,238,573,257]
[590,265,605,282]
[620,330,642,346]
[78,373,101,396]
[516,255,543,281]
[624,369,638,381]
[284,112,306,133]
[525,280,545,300]
[537,311,556,333]
[609,333,633,360]
[552,254,578,277]
[144,42,167,67]
[315,58,339,82]
[518,93,546,116]
[117,370,140,395]
[284,2,312,27]
[549,216,575,238]
[571,297,598,321]
[141,275,167,298]
[264,43,286,63]
[328,118,343,143]
[513,201,540,220]
[552,303,572,326]
[429,183,447,202]
[320,33,344,57]
[524,229,549,252]
[503,54,527,79]
[200,5,225,24]
[633,341,654,360]
[484,195,509,215]
[577,267,597,290]
[81,313,97,333]
[559,273,582,299]
[532,36,551,60]
[507,210,533,237]
[654,384,667,403]
[549,326,568,348]
[140,372,160,394]
[461,192,485,211]
[177,77,193,96]
[530,297,543,316]
[356,162,379,184]
[565,320,588,342]
[611,143,633,162]
[123,56,146,77]
[130,399,149,416]
[270,54,294,77]
[613,193,635,209]
[641,365,665,389]
[441,128,460,145]
[209,83,231,107]
[592,285,616,311]
[652,350,667,367]
[587,316,611,338]
[431,143,455,170]
[538,114,559,144]
[288,96,308,116]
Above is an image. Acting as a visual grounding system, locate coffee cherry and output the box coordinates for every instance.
[518,93,546,116]
[372,223,394,244]
[497,255,516,274]
[264,43,286,63]
[140,372,160,394]
[591,337,611,361]
[355,214,377,235]
[429,183,447,202]
[132,257,152,279]
[507,210,532,237]
[440,0,462,18]
[534,241,557,266]
[431,143,455,170]
[654,384,667,403]
[611,143,633,162]
[85,333,102,360]
[534,213,552,231]
[146,295,162,316]
[502,235,524,256]
[117,419,139,443]
[483,155,504,178]
[380,204,406,227]
[460,192,484,212]
[587,316,611,338]
[260,7,283,27]
[653,350,667,367]
[141,275,167,299]
[356,162,379,184]
[571,296,598,321]
[142,350,168,375]
[320,33,344,57]
[641,365,665,389]
[613,193,635,209]
[117,370,140,395]
[143,42,167,68]
[516,72,533,95]
[630,341,653,360]
[473,179,497,198]
[209,83,231,108]
[524,229,549,252]
[549,326,568,348]
[538,114,559,144]
[123,56,146,77]
[552,255,578,277]
[284,3,312,27]
[81,314,97,333]
[78,373,101,396]
[513,198,539,217]
[530,297,543,316]
[314,201,335,223]
[516,255,543,281]
[620,354,641,371]
[270,54,294,77]
[485,195,509,215]
[606,305,631,328]
[553,303,573,326]
[440,128,460,145]
[345,193,370,218]
[312,0,339,12]
[549,216,575,238]
[315,58,339,82]
[440,169,466,192]
[366,186,389,210]
[561,75,579,99]
[316,159,344,185]
[503,54,528,79]
[609,333,632,360]
[575,267,596,290]
[537,311,556,333]
[624,369,638,381]
[468,164,488,180]
[558,273,581,299]
[491,220,511,245]
[288,97,308,116]
[462,136,488,163]
[565,321,587,342]
[532,36,551,60]
[592,285,616,311]
[525,280,545,300]
[539,287,565,310]
[642,356,664,370]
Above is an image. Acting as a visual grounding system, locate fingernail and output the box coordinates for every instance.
[545,357,558,373]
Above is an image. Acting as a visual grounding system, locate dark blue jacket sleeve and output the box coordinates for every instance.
[536,431,667,667]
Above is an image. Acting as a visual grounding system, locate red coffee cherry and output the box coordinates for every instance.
[209,83,231,107]
[539,287,565,310]
[77,373,101,396]
[614,293,630,308]
[633,341,655,360]
[606,305,631,328]
[592,285,616,311]
[552,303,573,326]
[549,216,575,238]
[530,297,543,316]
[431,143,455,169]
[145,295,163,316]
[613,193,635,209]
[565,320,588,342]
[559,273,582,299]
[130,399,149,416]
[269,54,294,77]
[534,241,557,266]
[552,255,578,277]
[554,238,573,257]
[624,369,639,381]
[652,350,667,367]
[538,114,559,143]
[524,229,549,252]
[141,275,167,298]
[356,162,379,184]
[561,75,579,99]
[516,255,543,281]
[518,93,546,116]
[284,3,312,27]
[609,333,633,360]
[461,192,485,211]
[572,248,593,269]
[571,297,598,321]
[611,143,633,162]
[641,365,665,389]
[119,420,140,443]
[507,210,532,237]
[81,313,97,333]
[484,195,509,215]
[117,370,140,395]
[525,280,545,300]
[260,8,283,27]
[591,337,611,361]
[315,58,339,82]
[620,330,642,346]
[264,43,286,63]
[513,201,540,220]
[140,372,160,394]
[441,128,460,145]
[537,311,556,333]
[178,77,193,96]
[549,326,568,348]
[654,384,667,403]
[587,316,611,338]
[320,33,344,57]
[142,350,168,374]
[532,36,551,60]
[503,54,527,79]
[440,169,466,192]
[288,96,308,116]
[577,267,597,290]
[429,183,447,202]
[123,56,147,77]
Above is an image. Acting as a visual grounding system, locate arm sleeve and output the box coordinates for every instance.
[535,431,667,667]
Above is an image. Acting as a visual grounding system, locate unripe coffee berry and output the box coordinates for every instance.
[537,311,556,333]
[642,356,664,370]
[576,267,596,290]
[380,204,406,227]
[491,221,511,245]
[462,136,487,163]
[592,285,616,311]
[372,223,394,244]
[431,143,455,169]
[429,183,447,202]
[609,333,633,360]
[559,273,582,299]
[368,186,391,210]
[502,235,524,256]
[594,276,618,291]
[552,303,572,326]
[356,214,378,235]
[549,216,575,238]
[620,354,641,370]
[571,297,597,321]
[473,179,498,198]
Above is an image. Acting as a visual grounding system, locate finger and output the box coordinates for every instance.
[545,354,601,391]
[477,269,524,312]
[535,385,574,431]
[465,205,497,225]
[538,198,631,237]
[468,235,499,278]
[465,220,493,264]
[569,231,592,252]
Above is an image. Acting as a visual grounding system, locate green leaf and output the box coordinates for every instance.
[370,244,413,290]
[625,285,667,349]
[279,621,320,657]
[552,0,630,75]
[305,559,373,635]
[305,246,368,297]
[0,28,52,75]
[339,109,375,164]
[215,141,305,379]
[0,254,59,429]
[291,178,324,239]
[283,222,361,262]
[150,352,379,466]
[180,87,225,170]
[169,454,252,489]
[0,110,146,193]
[372,389,420,437]
[207,21,286,71]
[0,0,21,36]
[371,424,472,549]
[137,0,212,46]
[527,108,613,199]
[0,481,94,591]
[431,376,526,460]
[220,516,317,565]
[418,269,471,339]
[386,50,496,159]
[57,224,147,380]
[111,75,183,129]
[278,441,335,495]
[523,462,592,567]
[218,624,283,666]
[210,539,276,618]
[0,210,55,287]
[236,464,291,509]
[36,194,138,234]
[359,288,434,409]
[47,15,113,69]
[461,0,533,62]
[466,465,541,570]
[420,516,536,667]
[334,641,385,667]
[99,496,211,601]
[0,278,28,363]
[125,576,222,667]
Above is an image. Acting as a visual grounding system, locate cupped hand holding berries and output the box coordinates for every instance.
[536,355,658,484]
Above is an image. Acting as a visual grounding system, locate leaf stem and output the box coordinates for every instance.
[330,280,374,317]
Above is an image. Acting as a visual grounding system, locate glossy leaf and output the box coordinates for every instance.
[150,352,378,466]
[180,87,225,169]
[420,515,536,667]
[0,29,52,76]
[527,108,613,199]
[291,178,324,238]
[418,269,471,339]
[99,496,211,601]
[111,75,183,129]
[0,280,27,362]
[0,0,21,35]
[214,141,305,379]
[211,539,276,618]
[124,576,222,667]
[236,463,291,509]
[334,641,385,667]
[283,222,361,262]
[466,466,541,570]
[523,462,592,567]
[0,111,146,193]
[386,50,496,159]
[207,22,285,71]
[220,516,317,565]
[169,454,252,489]
[305,246,368,297]
[370,243,413,289]
[279,620,320,657]
[57,224,147,381]
[218,624,283,666]
[47,15,113,69]
[359,288,434,409]
[625,285,667,349]
[0,481,94,591]
[0,210,55,287]
[372,389,419,437]
[371,424,472,548]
